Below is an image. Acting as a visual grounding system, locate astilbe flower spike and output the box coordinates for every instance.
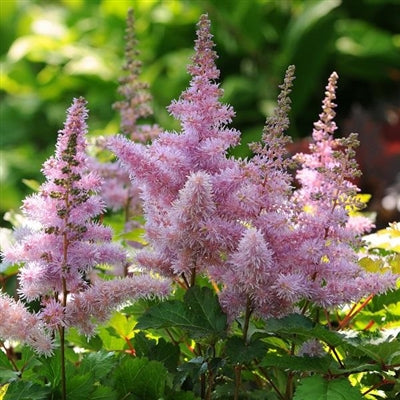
[291,72,398,308]
[216,66,302,319]
[0,293,53,356]
[1,97,170,355]
[110,14,242,285]
[92,8,160,218]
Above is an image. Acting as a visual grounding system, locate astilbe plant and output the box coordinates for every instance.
[110,14,397,323]
[107,14,399,398]
[0,97,170,400]
[1,12,399,400]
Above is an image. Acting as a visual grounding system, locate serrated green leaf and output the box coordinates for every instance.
[97,326,127,351]
[136,287,227,340]
[0,351,18,384]
[16,347,41,372]
[261,354,332,373]
[114,357,167,400]
[175,356,208,387]
[80,351,115,382]
[184,286,227,339]
[225,337,267,364]
[350,340,400,364]
[294,376,363,400]
[66,328,103,351]
[108,311,136,338]
[264,314,314,333]
[38,352,62,389]
[133,332,179,372]
[66,373,94,400]
[4,381,50,400]
[263,315,345,347]
[90,385,117,400]
[135,300,193,330]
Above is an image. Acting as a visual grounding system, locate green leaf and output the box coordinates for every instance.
[263,315,345,347]
[174,356,208,388]
[80,351,116,382]
[133,333,180,372]
[21,179,40,191]
[184,286,227,339]
[108,311,136,338]
[135,300,192,331]
[97,326,127,351]
[114,357,168,400]
[136,286,227,340]
[66,373,94,400]
[90,385,117,400]
[261,354,332,373]
[38,352,62,389]
[166,391,201,400]
[294,376,363,400]
[0,351,19,384]
[66,328,103,351]
[225,337,267,364]
[4,381,50,400]
[264,314,314,333]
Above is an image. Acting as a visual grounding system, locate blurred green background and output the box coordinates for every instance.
[1,0,400,227]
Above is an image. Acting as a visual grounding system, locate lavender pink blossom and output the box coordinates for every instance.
[109,14,398,324]
[1,97,170,355]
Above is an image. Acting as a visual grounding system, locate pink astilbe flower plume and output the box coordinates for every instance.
[110,14,242,286]
[1,97,170,354]
[216,66,303,319]
[292,72,398,308]
[0,293,53,357]
[113,8,160,142]
[92,8,160,217]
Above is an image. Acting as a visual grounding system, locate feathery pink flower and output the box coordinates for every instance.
[109,14,242,287]
[1,97,169,355]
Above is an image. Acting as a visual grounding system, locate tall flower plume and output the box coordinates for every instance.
[1,97,169,354]
[291,72,397,308]
[110,14,242,285]
[93,8,160,218]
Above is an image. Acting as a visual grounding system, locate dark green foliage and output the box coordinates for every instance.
[114,357,168,400]
[137,286,227,340]
[294,376,363,400]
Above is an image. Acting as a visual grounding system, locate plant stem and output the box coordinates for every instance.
[258,366,286,400]
[60,275,68,400]
[59,325,66,400]
[205,367,213,400]
[337,294,374,330]
[190,267,196,287]
[329,345,345,369]
[0,341,19,371]
[233,297,254,400]
[234,364,242,400]
[243,296,253,343]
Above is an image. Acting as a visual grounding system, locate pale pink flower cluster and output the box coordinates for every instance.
[92,9,160,217]
[0,293,53,356]
[1,97,170,354]
[110,14,398,321]
[298,339,325,358]
[110,15,242,287]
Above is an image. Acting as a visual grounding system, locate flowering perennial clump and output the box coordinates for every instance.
[0,12,399,400]
[1,97,170,354]
[110,14,398,321]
